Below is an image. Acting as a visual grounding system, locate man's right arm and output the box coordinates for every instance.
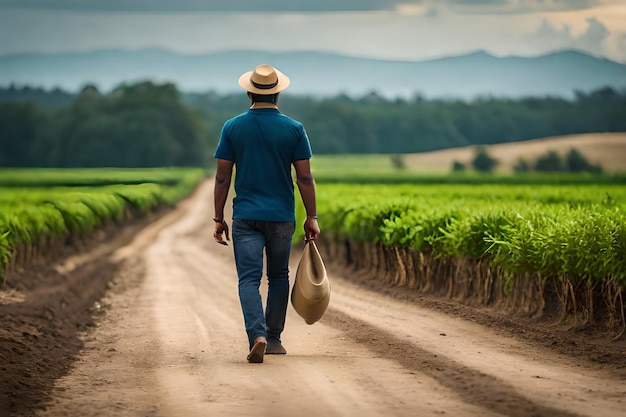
[214,159,234,221]
[213,158,234,245]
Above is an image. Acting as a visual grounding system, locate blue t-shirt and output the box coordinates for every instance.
[214,108,312,222]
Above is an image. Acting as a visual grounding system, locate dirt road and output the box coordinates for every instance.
[6,179,626,417]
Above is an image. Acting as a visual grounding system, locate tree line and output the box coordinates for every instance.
[0,83,211,168]
[191,87,626,155]
[0,83,625,167]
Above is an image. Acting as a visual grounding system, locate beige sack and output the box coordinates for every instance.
[291,241,331,325]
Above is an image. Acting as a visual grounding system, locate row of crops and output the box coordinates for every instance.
[298,178,626,333]
[308,183,626,282]
[0,168,206,283]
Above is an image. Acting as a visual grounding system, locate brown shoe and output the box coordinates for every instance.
[266,338,287,355]
[247,336,267,363]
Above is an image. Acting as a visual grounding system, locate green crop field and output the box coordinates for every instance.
[297,160,626,333]
[303,183,626,283]
[299,161,626,283]
[0,168,206,283]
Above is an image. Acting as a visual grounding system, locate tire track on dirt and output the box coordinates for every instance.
[324,309,582,417]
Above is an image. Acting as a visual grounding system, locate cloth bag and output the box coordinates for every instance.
[291,241,331,325]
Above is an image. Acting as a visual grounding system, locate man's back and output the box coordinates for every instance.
[216,107,312,222]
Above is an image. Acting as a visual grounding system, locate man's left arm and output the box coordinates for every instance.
[294,159,320,241]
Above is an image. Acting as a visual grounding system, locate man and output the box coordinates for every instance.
[213,64,320,364]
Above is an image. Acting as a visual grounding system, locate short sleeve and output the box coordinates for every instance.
[292,125,313,162]
[214,121,235,161]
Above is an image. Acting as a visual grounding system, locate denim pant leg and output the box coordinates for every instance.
[264,222,295,343]
[232,220,267,348]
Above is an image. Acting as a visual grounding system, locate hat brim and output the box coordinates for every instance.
[238,68,290,95]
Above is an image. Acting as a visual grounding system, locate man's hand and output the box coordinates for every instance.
[214,220,230,246]
[304,218,320,241]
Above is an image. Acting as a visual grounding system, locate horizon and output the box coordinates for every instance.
[1,46,625,99]
[2,46,625,99]
[0,46,616,64]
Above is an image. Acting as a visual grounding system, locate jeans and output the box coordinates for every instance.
[232,219,295,348]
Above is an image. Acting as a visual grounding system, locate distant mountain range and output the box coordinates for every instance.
[1,48,625,99]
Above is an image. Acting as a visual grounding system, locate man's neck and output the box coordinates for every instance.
[250,102,278,110]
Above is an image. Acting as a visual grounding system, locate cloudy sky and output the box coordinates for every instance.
[1,0,625,63]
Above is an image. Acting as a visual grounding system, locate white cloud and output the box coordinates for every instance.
[579,17,611,50]
[524,17,610,56]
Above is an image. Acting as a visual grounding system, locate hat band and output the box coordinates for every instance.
[251,79,278,90]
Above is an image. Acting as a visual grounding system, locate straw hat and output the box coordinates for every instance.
[291,241,331,325]
[238,64,290,95]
